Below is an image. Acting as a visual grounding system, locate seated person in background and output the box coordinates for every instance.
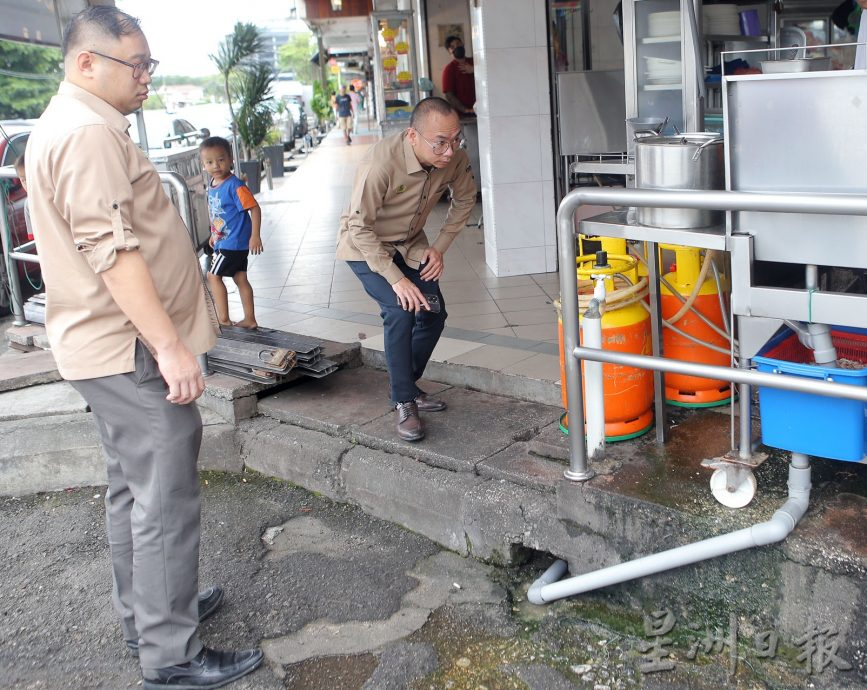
[441,35,475,115]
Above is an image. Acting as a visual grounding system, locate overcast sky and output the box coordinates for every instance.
[115,0,308,77]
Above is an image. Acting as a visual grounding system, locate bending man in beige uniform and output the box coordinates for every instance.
[26,7,262,689]
[336,97,476,441]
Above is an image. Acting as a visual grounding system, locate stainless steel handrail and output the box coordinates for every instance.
[0,166,29,325]
[0,168,200,320]
[557,187,867,481]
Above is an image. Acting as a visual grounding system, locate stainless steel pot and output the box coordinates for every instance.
[626,116,667,155]
[634,132,724,228]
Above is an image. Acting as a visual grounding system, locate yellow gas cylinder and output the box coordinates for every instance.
[557,253,654,441]
[659,245,732,406]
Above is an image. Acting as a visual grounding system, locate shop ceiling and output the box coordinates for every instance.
[297,0,374,55]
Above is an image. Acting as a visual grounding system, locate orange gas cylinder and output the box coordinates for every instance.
[556,254,654,441]
[660,246,732,406]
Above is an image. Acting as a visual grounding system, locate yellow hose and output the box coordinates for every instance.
[575,275,649,313]
[668,249,715,325]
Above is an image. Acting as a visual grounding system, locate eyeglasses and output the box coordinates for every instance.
[416,131,466,155]
[90,50,159,79]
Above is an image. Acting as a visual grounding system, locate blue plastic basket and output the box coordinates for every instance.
[754,328,867,462]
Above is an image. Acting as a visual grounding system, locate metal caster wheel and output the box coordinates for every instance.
[710,467,757,508]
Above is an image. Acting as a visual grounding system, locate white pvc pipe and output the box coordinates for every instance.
[583,298,605,460]
[528,454,811,605]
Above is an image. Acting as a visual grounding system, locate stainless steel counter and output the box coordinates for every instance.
[580,209,726,250]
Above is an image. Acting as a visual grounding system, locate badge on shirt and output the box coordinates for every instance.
[396,184,407,193]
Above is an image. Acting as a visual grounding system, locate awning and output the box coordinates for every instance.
[0,0,104,46]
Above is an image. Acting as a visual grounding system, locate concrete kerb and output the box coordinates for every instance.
[341,446,487,555]
[0,412,105,496]
[361,346,562,408]
[238,416,352,502]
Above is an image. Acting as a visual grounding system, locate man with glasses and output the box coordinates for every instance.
[337,97,477,442]
[25,7,263,689]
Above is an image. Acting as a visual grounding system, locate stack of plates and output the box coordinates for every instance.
[643,56,681,84]
[703,4,740,35]
[648,11,680,38]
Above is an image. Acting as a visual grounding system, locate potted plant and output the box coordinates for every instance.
[311,80,335,133]
[234,62,275,193]
[210,23,274,194]
[261,123,285,179]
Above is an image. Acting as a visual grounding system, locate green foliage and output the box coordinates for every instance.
[209,23,263,77]
[210,23,274,159]
[233,62,274,156]
[311,80,335,124]
[277,33,318,84]
[0,39,62,119]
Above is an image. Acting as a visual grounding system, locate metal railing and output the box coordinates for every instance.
[557,187,867,481]
[1,168,200,322]
[1,167,208,373]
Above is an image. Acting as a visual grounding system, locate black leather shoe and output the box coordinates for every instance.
[127,587,225,656]
[395,401,425,441]
[414,392,447,412]
[142,647,264,689]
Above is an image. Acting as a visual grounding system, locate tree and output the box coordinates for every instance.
[0,39,62,119]
[277,33,318,84]
[209,23,267,159]
[234,62,274,159]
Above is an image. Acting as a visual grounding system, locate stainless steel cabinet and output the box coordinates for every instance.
[623,0,704,134]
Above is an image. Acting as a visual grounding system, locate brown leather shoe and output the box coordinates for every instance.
[395,401,425,441]
[414,392,447,412]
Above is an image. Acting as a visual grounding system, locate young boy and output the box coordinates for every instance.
[199,136,262,328]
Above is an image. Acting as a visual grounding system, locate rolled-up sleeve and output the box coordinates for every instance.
[53,125,140,273]
[346,162,405,285]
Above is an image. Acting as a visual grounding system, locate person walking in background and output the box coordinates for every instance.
[441,35,476,115]
[200,136,263,329]
[348,84,361,134]
[335,85,354,144]
[25,6,263,689]
[336,97,476,442]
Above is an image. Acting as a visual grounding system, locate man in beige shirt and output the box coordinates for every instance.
[25,7,262,689]
[336,97,476,441]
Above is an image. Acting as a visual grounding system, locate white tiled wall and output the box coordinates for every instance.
[472,0,556,277]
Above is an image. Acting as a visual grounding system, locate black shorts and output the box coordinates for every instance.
[209,249,248,277]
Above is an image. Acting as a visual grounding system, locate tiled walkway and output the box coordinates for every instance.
[225,125,562,386]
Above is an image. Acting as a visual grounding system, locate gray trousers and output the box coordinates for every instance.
[70,342,203,671]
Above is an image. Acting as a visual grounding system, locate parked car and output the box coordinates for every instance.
[274,103,296,151]
[283,98,308,140]
[0,120,42,312]
[125,110,210,150]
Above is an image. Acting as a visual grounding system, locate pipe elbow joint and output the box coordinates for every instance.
[527,584,547,605]
[752,512,795,545]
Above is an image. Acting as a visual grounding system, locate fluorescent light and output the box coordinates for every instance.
[331,0,343,10]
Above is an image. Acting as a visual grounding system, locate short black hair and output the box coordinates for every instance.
[199,136,233,158]
[62,6,142,58]
[410,97,459,130]
[444,35,462,50]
